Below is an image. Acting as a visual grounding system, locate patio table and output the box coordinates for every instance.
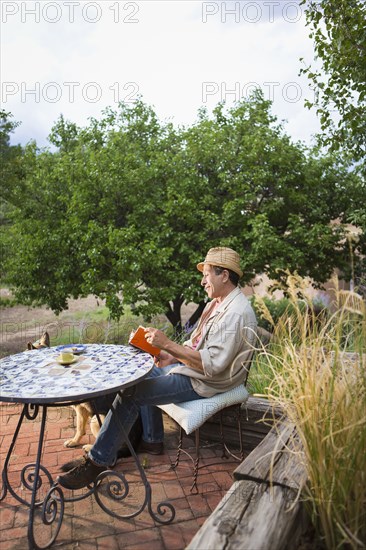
[0,344,175,549]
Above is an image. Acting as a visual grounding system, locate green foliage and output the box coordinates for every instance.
[251,296,309,332]
[0,111,24,209]
[0,110,20,152]
[0,111,24,280]
[1,95,363,328]
[347,209,366,297]
[300,0,366,174]
[246,353,274,396]
[0,295,18,308]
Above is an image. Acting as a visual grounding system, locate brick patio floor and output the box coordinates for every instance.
[0,402,244,549]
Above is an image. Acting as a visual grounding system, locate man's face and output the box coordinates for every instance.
[201,265,227,300]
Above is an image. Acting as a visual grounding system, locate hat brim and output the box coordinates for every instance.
[197,261,243,278]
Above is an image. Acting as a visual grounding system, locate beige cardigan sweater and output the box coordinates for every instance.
[169,287,257,397]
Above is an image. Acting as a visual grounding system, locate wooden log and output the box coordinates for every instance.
[187,480,308,550]
[187,479,257,549]
[270,432,308,491]
[188,415,309,550]
[233,420,307,491]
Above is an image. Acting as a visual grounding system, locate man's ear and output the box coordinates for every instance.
[222,269,230,283]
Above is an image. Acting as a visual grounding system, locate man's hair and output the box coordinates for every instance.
[212,265,240,286]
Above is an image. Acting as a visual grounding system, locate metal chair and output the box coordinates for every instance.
[158,364,251,493]
[158,327,272,492]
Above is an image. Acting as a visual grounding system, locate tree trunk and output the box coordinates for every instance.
[186,300,206,333]
[165,298,206,339]
[165,296,184,335]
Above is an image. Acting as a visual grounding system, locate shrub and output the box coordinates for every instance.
[250,295,310,332]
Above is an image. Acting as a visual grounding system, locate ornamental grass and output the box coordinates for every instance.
[254,275,366,549]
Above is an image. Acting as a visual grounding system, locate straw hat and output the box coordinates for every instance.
[197,247,243,278]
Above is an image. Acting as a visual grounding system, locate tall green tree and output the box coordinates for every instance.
[300,0,366,173]
[2,95,363,330]
[300,1,366,291]
[0,111,23,278]
[181,93,362,287]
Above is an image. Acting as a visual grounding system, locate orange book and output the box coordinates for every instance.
[128,326,161,356]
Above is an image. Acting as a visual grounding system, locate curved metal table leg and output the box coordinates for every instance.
[92,392,175,524]
[0,403,27,503]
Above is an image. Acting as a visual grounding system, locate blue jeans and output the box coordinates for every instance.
[89,364,200,466]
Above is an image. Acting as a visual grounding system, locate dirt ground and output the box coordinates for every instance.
[0,294,106,358]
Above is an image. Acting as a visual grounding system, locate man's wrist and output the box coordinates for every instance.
[163,341,179,356]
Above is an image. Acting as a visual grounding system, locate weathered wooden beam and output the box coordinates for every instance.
[187,479,257,549]
[187,479,308,550]
[234,420,307,491]
[188,411,309,550]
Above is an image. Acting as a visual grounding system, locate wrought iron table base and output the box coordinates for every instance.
[0,397,175,549]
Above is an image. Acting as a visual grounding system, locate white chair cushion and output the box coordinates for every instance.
[158,385,249,435]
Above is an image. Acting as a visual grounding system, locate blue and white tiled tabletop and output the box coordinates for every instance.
[0,344,154,404]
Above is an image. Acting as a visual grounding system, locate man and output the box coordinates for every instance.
[58,247,257,489]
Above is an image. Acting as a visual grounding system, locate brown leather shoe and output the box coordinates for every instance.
[57,457,108,490]
[138,440,164,455]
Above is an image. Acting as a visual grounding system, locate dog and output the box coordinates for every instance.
[27,331,50,350]
[63,399,118,452]
[64,404,102,451]
[63,395,143,455]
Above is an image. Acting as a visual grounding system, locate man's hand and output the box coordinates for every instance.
[144,326,204,373]
[144,328,176,368]
[144,327,171,350]
[154,350,177,368]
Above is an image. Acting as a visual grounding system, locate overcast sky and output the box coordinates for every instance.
[1,0,323,148]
